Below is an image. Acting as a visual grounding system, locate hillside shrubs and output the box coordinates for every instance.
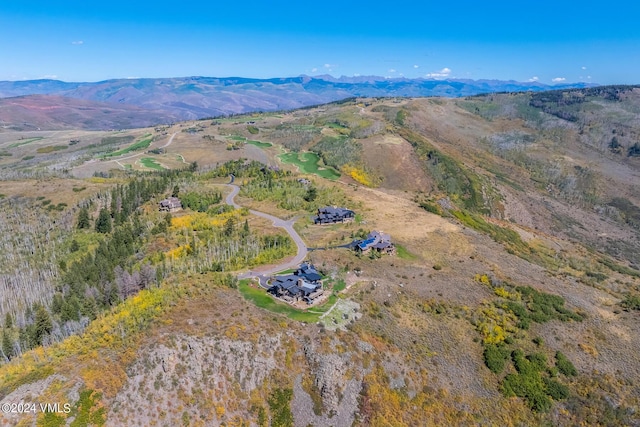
[479,276,585,328]
[627,143,640,157]
[267,123,320,152]
[312,135,361,168]
[342,164,381,187]
[180,190,222,212]
[241,175,351,213]
[501,350,564,412]
[621,293,640,311]
[483,343,510,374]
[473,274,581,411]
[267,388,294,427]
[555,351,577,376]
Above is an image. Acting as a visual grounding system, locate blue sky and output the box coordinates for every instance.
[1,0,639,84]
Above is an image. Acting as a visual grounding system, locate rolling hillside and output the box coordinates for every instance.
[0,95,180,131]
[0,76,595,124]
[1,88,640,426]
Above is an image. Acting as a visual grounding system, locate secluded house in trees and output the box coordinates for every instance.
[159,197,182,212]
[354,231,396,255]
[268,262,324,304]
[313,206,355,225]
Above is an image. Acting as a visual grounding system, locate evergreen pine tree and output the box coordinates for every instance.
[95,208,112,233]
[4,312,13,329]
[224,217,235,236]
[304,186,317,202]
[2,329,13,360]
[33,304,52,346]
[77,207,91,229]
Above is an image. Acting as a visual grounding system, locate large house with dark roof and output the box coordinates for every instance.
[268,262,324,304]
[159,197,182,212]
[313,206,355,225]
[354,231,396,255]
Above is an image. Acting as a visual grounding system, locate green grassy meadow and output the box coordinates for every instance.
[246,140,272,148]
[139,157,165,170]
[101,134,153,158]
[277,152,341,180]
[8,137,44,148]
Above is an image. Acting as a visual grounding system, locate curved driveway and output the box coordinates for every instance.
[224,184,308,279]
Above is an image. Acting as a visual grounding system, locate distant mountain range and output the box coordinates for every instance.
[0,95,181,131]
[0,75,597,129]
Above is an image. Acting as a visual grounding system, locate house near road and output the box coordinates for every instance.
[313,206,356,225]
[354,230,396,255]
[268,262,324,304]
[159,196,182,212]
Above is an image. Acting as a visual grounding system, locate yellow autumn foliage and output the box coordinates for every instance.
[474,306,517,345]
[166,244,192,259]
[474,273,492,286]
[0,287,175,395]
[171,210,244,231]
[342,164,378,187]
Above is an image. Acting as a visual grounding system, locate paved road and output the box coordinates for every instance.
[224,184,308,281]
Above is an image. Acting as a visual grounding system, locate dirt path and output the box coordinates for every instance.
[224,184,308,279]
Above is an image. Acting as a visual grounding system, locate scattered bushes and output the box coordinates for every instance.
[483,343,510,374]
[488,282,584,329]
[312,135,361,169]
[180,190,222,212]
[267,388,294,427]
[628,143,640,157]
[37,145,68,154]
[555,351,578,376]
[502,350,560,412]
[621,293,640,311]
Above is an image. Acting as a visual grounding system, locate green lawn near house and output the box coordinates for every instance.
[238,280,337,322]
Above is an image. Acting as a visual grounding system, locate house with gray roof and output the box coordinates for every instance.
[159,196,182,212]
[354,230,396,255]
[313,206,355,225]
[268,262,324,304]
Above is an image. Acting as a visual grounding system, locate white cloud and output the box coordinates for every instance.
[323,63,336,72]
[426,67,452,78]
[413,64,419,69]
[388,68,396,73]
[552,77,566,82]
[71,40,83,45]
[311,68,317,73]
[42,74,58,79]
[581,66,587,70]
[528,76,539,82]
